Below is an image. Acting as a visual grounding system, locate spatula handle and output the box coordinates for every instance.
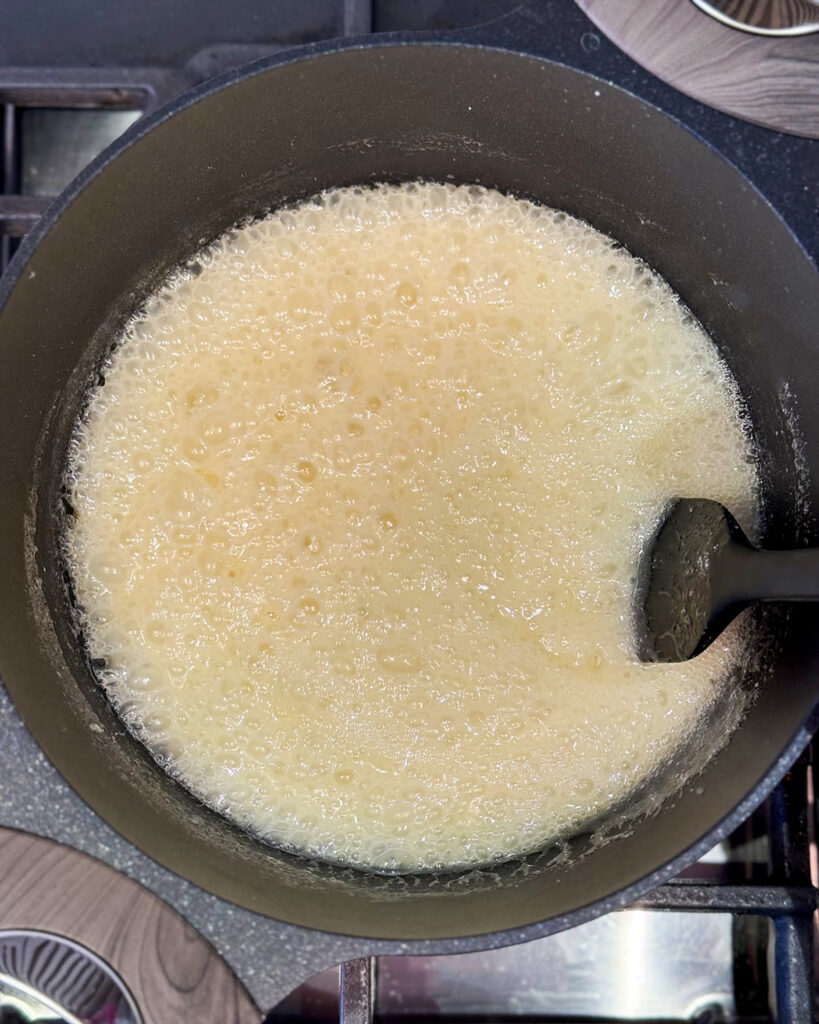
[716,543,819,606]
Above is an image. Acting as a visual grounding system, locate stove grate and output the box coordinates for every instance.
[324,753,816,1023]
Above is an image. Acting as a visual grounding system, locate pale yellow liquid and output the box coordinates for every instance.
[67,183,756,871]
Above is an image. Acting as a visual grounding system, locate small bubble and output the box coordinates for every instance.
[450,261,470,286]
[286,290,311,323]
[395,282,418,308]
[186,385,219,410]
[330,302,360,332]
[302,533,323,554]
[296,459,317,482]
[146,620,166,643]
[376,642,422,673]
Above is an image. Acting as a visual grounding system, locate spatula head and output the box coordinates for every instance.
[637,498,739,663]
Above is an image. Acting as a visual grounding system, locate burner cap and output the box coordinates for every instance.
[0,930,141,1024]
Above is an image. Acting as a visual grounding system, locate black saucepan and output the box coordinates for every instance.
[0,41,817,947]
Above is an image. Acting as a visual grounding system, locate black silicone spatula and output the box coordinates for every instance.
[638,498,819,662]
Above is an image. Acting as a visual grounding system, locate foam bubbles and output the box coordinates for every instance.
[66,182,757,872]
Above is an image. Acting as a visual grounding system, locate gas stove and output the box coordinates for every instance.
[0,2,817,1022]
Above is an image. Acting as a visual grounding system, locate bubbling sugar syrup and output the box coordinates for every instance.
[65,182,758,871]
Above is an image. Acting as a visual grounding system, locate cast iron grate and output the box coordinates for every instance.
[0,76,151,272]
[1,1,816,1021]
[0,0,386,273]
[271,753,818,1024]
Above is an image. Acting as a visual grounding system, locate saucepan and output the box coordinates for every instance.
[0,40,817,947]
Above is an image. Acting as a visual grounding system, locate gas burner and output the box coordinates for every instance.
[692,0,819,36]
[574,0,819,138]
[0,829,259,1024]
[0,930,141,1024]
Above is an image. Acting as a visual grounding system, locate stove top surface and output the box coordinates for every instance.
[0,1,817,1020]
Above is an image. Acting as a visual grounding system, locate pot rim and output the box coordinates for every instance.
[0,38,816,953]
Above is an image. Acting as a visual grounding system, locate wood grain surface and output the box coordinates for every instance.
[575,0,819,137]
[0,827,261,1024]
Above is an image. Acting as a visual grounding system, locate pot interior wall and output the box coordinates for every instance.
[0,44,817,940]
